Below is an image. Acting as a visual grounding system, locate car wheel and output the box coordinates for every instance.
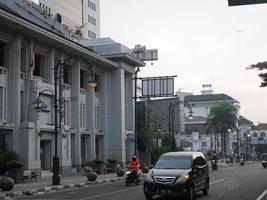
[203,187,209,195]
[145,194,153,200]
[203,179,209,195]
[125,179,129,186]
[187,186,194,200]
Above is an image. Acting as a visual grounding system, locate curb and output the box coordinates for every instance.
[0,177,125,199]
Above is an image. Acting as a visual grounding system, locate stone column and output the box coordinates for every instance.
[86,72,96,160]
[71,61,81,171]
[8,36,21,152]
[110,68,126,164]
[101,71,110,161]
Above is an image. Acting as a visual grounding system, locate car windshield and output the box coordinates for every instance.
[154,156,192,169]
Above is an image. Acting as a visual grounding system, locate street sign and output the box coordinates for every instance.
[228,0,267,6]
[141,76,176,98]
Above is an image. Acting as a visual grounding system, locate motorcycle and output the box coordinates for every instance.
[125,168,142,186]
[240,158,244,166]
[211,159,218,170]
[262,160,267,168]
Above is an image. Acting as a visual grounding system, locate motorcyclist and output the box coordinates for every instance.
[211,153,218,170]
[128,155,141,178]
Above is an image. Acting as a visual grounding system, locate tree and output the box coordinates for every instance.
[248,61,267,87]
[136,102,159,152]
[207,102,238,157]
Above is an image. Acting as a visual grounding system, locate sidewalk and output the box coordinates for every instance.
[0,173,124,199]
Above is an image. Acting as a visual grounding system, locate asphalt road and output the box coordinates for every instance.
[19,162,267,200]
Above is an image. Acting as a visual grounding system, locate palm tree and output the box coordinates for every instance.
[207,102,238,157]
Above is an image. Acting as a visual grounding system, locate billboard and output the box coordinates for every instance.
[228,0,267,6]
[141,76,175,98]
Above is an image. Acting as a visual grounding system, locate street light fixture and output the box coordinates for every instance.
[87,66,97,89]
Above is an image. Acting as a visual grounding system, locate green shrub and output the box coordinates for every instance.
[93,158,103,165]
[6,160,23,169]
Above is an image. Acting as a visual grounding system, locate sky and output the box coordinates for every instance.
[101,0,267,125]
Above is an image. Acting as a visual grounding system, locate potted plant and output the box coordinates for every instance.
[0,151,19,191]
[106,156,117,173]
[3,151,23,183]
[93,158,105,174]
[6,160,23,183]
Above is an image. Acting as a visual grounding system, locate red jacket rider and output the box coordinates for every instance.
[128,155,140,171]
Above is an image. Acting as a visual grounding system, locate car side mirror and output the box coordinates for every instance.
[149,165,154,169]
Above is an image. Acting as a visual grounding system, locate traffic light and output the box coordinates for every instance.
[228,0,267,6]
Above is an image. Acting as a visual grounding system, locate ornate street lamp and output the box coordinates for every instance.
[87,66,97,89]
[169,101,193,151]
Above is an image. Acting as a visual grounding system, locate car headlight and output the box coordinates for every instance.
[176,174,190,183]
[144,174,154,183]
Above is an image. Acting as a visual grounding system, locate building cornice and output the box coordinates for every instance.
[0,8,119,69]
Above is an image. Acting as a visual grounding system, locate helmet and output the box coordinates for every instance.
[132,155,137,161]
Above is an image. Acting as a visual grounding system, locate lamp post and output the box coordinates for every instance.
[246,133,251,160]
[168,101,193,151]
[237,127,251,160]
[134,67,140,155]
[34,57,97,185]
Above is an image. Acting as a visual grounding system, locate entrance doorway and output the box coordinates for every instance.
[40,140,51,170]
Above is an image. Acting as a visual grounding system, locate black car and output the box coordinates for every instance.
[143,152,209,200]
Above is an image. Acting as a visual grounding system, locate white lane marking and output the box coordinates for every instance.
[79,186,142,200]
[210,178,225,185]
[256,189,267,200]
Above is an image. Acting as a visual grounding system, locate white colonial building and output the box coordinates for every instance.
[0,0,143,176]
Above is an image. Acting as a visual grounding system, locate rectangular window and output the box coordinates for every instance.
[94,75,100,92]
[0,86,3,120]
[0,42,4,66]
[95,106,99,130]
[64,100,68,125]
[33,53,46,78]
[0,86,7,121]
[80,104,86,128]
[88,15,96,26]
[88,30,96,39]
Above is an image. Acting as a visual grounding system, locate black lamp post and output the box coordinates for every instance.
[34,57,97,185]
[134,67,140,155]
[168,101,193,151]
[33,86,60,185]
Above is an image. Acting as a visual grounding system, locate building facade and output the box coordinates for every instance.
[0,0,141,176]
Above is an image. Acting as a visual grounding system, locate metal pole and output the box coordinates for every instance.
[134,69,138,155]
[236,130,239,159]
[171,104,175,151]
[52,63,61,185]
[169,103,172,152]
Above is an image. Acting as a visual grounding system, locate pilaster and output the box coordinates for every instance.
[8,36,21,152]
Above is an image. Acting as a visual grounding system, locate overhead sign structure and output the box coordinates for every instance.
[141,76,176,98]
[132,44,158,62]
[228,0,267,6]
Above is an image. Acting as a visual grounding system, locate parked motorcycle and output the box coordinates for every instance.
[240,158,245,166]
[125,168,142,186]
[262,160,267,168]
[211,159,218,170]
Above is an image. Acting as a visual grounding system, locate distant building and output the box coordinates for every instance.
[139,91,240,155]
[28,0,100,39]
